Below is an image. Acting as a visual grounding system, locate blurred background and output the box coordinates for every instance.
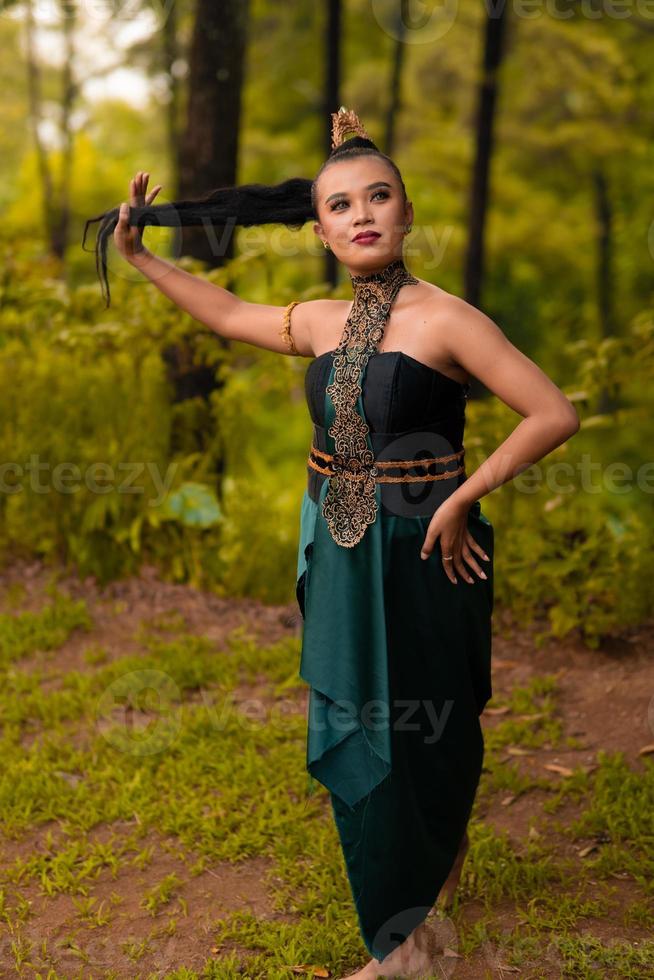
[1,5,654,978]
[1,0,653,642]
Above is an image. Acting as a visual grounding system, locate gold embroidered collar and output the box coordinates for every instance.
[322,257,419,548]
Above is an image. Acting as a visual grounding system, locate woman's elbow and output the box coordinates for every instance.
[556,402,581,438]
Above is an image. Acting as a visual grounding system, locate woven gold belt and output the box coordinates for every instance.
[307,444,465,484]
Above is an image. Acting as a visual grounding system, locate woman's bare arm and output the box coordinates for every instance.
[128,248,322,355]
[435,293,580,507]
[114,171,320,357]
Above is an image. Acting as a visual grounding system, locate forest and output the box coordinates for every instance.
[0,2,652,978]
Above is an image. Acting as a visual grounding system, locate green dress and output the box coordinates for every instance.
[295,263,494,964]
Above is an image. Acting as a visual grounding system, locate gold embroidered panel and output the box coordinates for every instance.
[322,258,419,547]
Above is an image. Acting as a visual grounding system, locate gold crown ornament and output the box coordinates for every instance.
[330,106,372,150]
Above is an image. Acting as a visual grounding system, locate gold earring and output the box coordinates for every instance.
[323,241,331,250]
[405,224,412,234]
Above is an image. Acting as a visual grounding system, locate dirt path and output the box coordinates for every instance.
[0,558,652,978]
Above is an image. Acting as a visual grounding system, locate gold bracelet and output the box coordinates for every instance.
[280,300,300,356]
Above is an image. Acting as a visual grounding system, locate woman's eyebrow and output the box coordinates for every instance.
[324,181,392,204]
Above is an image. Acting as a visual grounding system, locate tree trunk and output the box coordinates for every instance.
[324,0,341,289]
[51,0,77,260]
[383,0,408,156]
[25,0,56,255]
[162,0,181,191]
[593,166,619,414]
[177,0,250,266]
[464,1,509,399]
[165,0,250,467]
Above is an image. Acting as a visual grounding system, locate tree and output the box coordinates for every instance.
[177,0,250,266]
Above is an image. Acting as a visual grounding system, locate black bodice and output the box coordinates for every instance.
[305,348,469,436]
[304,349,470,514]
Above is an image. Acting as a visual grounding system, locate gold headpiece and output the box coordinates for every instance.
[330,106,372,150]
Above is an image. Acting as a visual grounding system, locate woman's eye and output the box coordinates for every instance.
[331,191,389,211]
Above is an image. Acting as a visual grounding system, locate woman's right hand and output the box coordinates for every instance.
[114,171,162,262]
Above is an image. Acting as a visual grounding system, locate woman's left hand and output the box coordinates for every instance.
[420,496,490,585]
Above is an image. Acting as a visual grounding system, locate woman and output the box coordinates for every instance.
[88,108,579,979]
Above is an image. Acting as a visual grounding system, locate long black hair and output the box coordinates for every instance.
[82,136,407,307]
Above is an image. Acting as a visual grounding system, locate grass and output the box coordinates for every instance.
[0,584,652,977]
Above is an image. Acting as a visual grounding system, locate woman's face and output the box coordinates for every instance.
[313,157,413,277]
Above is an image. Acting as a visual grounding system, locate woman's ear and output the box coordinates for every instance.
[313,221,324,238]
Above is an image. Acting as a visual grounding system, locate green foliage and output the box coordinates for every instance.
[2,7,654,633]
[2,237,654,632]
[467,306,654,647]
[0,243,313,601]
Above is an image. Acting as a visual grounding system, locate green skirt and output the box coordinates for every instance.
[295,476,494,962]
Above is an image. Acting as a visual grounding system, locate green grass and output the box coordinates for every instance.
[0,589,652,977]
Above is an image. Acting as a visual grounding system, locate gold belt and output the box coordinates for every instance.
[307,444,466,484]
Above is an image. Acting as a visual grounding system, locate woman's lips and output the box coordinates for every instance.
[352,232,381,245]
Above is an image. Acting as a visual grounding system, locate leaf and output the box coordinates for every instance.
[157,481,223,528]
[543,763,574,777]
[484,706,510,716]
[507,746,533,756]
[290,967,330,977]
[638,743,654,756]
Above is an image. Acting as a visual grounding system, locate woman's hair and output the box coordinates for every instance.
[83,135,406,307]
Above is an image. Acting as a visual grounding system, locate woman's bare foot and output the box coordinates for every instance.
[341,922,435,978]
[436,829,470,910]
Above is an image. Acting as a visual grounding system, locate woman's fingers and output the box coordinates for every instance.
[440,542,458,584]
[145,184,162,206]
[115,202,130,248]
[440,536,489,586]
[118,172,158,257]
[466,531,490,564]
[130,171,148,207]
[451,551,473,585]
[460,540,487,582]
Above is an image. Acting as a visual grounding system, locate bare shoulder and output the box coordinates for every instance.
[422,282,579,427]
[414,282,508,363]
[423,282,494,333]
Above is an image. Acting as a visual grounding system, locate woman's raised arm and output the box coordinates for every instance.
[114,172,319,357]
